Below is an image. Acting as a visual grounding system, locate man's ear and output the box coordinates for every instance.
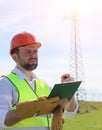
[11,54,18,62]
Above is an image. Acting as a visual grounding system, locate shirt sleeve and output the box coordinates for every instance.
[0,101,9,129]
[63,99,78,118]
[0,77,16,129]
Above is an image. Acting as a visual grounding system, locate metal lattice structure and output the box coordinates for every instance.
[69,9,87,102]
[68,9,89,113]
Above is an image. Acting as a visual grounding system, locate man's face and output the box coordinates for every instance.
[16,45,38,71]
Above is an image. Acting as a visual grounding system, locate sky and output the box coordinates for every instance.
[0,0,102,101]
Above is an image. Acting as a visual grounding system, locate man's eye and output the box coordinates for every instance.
[24,50,31,55]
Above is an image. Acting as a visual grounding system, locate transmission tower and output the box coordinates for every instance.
[63,11,86,100]
[69,9,88,113]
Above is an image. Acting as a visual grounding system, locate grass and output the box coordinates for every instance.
[63,101,102,130]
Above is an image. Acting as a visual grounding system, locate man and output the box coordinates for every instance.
[0,32,78,130]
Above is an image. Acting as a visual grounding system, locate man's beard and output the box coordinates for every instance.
[21,63,38,71]
[17,54,38,71]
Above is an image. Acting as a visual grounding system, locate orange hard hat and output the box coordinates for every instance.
[10,32,41,55]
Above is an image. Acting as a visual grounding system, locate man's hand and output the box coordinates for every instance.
[35,96,60,115]
[61,73,76,112]
[58,98,68,108]
[16,96,60,120]
[61,73,74,83]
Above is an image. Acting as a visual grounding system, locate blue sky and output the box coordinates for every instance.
[0,0,102,101]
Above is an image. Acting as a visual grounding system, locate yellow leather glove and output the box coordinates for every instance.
[51,98,68,130]
[16,96,60,121]
[58,98,68,108]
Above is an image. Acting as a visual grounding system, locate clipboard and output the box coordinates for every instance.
[48,81,81,100]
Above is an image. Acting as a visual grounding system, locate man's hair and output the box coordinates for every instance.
[11,48,19,55]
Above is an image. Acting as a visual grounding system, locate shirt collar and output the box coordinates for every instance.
[13,66,37,81]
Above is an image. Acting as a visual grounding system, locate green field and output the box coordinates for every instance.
[63,101,102,130]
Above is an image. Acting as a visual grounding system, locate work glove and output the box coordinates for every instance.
[58,98,68,108]
[16,96,60,121]
[51,98,68,130]
[51,106,63,130]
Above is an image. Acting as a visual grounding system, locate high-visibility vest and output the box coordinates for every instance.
[5,72,51,130]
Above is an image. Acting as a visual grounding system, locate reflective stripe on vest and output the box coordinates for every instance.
[5,73,51,129]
